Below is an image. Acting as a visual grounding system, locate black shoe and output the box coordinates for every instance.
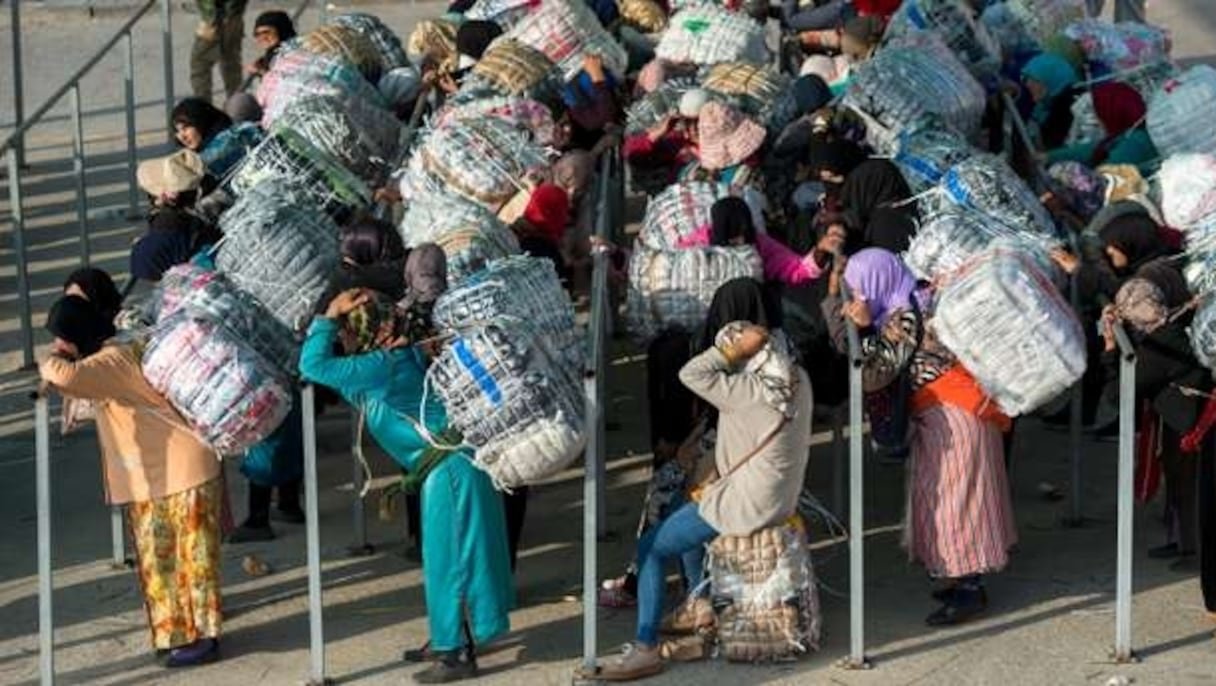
[227,522,275,543]
[272,505,306,524]
[413,649,478,683]
[926,588,988,627]
[165,638,220,668]
[1148,543,1181,560]
[930,585,957,603]
[403,641,434,663]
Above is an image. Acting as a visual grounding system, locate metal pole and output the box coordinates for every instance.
[123,32,140,216]
[839,279,868,670]
[35,393,54,685]
[161,0,175,142]
[301,385,327,685]
[350,411,371,555]
[69,85,90,266]
[110,507,127,569]
[593,153,612,539]
[832,408,845,518]
[10,0,25,169]
[8,149,34,369]
[1113,323,1136,662]
[1068,272,1084,525]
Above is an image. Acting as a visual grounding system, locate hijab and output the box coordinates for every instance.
[337,292,410,355]
[839,159,913,234]
[863,206,918,254]
[791,75,832,116]
[806,136,867,182]
[254,10,297,42]
[714,321,799,419]
[1115,260,1192,335]
[842,247,919,328]
[523,184,571,242]
[45,295,116,358]
[455,20,501,62]
[1021,53,1079,102]
[1041,34,1086,75]
[553,150,595,201]
[64,268,122,321]
[1098,213,1172,276]
[401,243,448,310]
[171,98,232,145]
[696,277,780,353]
[709,196,757,247]
[1091,82,1147,165]
[130,229,200,282]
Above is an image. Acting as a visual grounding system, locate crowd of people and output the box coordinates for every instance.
[31,0,1216,683]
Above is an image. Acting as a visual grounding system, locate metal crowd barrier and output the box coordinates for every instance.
[837,279,869,670]
[1112,319,1137,662]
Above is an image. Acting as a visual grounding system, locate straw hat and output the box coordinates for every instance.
[697,101,766,171]
[136,149,206,197]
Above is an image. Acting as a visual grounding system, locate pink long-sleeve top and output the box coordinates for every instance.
[676,225,824,285]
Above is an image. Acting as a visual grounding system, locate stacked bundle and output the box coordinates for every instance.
[1001,0,1087,47]
[142,313,293,456]
[216,179,341,332]
[626,244,763,340]
[703,63,799,133]
[257,48,388,129]
[892,124,975,193]
[406,18,459,69]
[271,94,400,185]
[1063,19,1172,73]
[468,39,561,102]
[430,323,585,489]
[638,181,731,249]
[884,0,1001,87]
[398,193,521,281]
[626,77,706,135]
[1156,154,1216,295]
[229,127,372,221]
[931,154,1059,240]
[330,12,410,70]
[465,0,537,29]
[505,0,628,80]
[436,95,560,147]
[707,518,821,663]
[299,25,384,81]
[842,33,986,153]
[1148,66,1216,158]
[932,249,1087,416]
[655,6,768,66]
[905,207,1005,281]
[619,0,668,34]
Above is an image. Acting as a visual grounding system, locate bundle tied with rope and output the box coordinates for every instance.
[883,0,1002,88]
[504,0,629,81]
[637,181,732,250]
[330,12,411,71]
[257,47,389,131]
[625,244,764,342]
[469,39,562,100]
[271,94,401,186]
[398,192,522,282]
[654,6,769,66]
[299,24,386,82]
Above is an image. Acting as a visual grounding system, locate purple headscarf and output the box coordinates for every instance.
[843,248,919,328]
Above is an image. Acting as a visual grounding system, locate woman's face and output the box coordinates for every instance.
[254,26,280,51]
[820,224,847,254]
[64,283,87,300]
[819,169,845,185]
[1106,245,1129,270]
[175,122,203,150]
[1024,78,1048,103]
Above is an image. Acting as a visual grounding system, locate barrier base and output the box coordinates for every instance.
[835,655,873,670]
[303,678,335,686]
[1109,649,1140,664]
[109,558,134,570]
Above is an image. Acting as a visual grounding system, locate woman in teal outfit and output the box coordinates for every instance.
[1046,81,1158,175]
[299,289,513,684]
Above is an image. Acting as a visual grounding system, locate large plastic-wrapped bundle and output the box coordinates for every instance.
[430,322,585,488]
[505,0,628,80]
[980,3,1037,58]
[884,0,1001,87]
[1148,65,1216,158]
[330,13,410,70]
[932,249,1086,416]
[434,255,583,380]
[707,517,821,663]
[465,0,536,28]
[892,124,975,193]
[1190,295,1216,370]
[842,33,986,154]
[468,39,562,103]
[257,49,388,130]
[702,62,799,133]
[142,313,293,456]
[216,180,341,332]
[1002,0,1086,46]
[626,244,763,340]
[272,95,399,185]
[1063,19,1171,73]
[905,208,1057,281]
[299,25,384,81]
[655,6,768,66]
[399,193,521,281]
[1064,92,1106,146]
[619,0,668,33]
[435,95,559,147]
[1182,215,1216,295]
[638,181,730,249]
[931,153,1058,239]
[1155,154,1216,229]
[401,117,549,210]
[148,264,300,374]
[626,76,704,135]
[229,127,371,221]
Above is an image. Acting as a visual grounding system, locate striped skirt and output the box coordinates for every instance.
[903,404,1017,579]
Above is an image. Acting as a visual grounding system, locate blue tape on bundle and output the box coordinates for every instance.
[943,169,972,206]
[906,2,928,30]
[454,338,503,407]
[896,152,943,185]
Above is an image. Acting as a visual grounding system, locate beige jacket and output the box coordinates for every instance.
[679,347,813,536]
[40,344,220,505]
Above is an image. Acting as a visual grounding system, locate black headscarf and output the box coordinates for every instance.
[455,20,502,61]
[171,98,232,145]
[792,75,832,116]
[862,206,918,254]
[46,295,115,358]
[838,160,917,252]
[806,136,867,180]
[1098,213,1173,276]
[64,268,122,321]
[695,277,781,353]
[130,221,216,282]
[254,10,297,42]
[1135,258,1193,311]
[709,197,757,247]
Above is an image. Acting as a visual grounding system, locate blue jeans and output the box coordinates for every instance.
[635,502,718,646]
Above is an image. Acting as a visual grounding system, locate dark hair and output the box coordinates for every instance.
[709,197,757,247]
[340,214,406,266]
[171,98,232,144]
[63,268,123,320]
[254,11,297,42]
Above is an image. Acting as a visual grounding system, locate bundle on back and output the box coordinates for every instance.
[271,94,401,186]
[330,13,410,71]
[626,244,763,342]
[230,127,372,221]
[638,181,731,249]
[504,0,628,80]
[702,63,800,134]
[1148,65,1216,158]
[257,48,388,129]
[884,0,1001,88]
[655,6,768,66]
[399,193,522,282]
[299,25,385,82]
[467,39,562,103]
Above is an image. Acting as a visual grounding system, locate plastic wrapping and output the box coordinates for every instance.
[1155,153,1216,229]
[639,181,731,249]
[1183,215,1216,296]
[469,39,562,101]
[702,62,799,133]
[229,126,372,221]
[1063,19,1171,73]
[216,179,341,332]
[930,153,1059,239]
[655,7,768,66]
[299,25,384,81]
[142,313,293,456]
[1190,295,1216,370]
[932,248,1086,416]
[1147,65,1216,159]
[465,0,537,28]
[435,95,560,147]
[505,0,628,80]
[707,517,821,663]
[626,243,763,341]
[398,193,522,281]
[1002,0,1086,46]
[257,48,387,129]
[884,0,1002,87]
[330,12,410,70]
[842,33,986,153]
[271,94,400,185]
[892,123,975,193]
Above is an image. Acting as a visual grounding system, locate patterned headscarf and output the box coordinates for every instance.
[714,321,799,419]
[1115,278,1169,334]
[338,291,410,355]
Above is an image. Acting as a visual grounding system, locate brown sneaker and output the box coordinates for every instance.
[659,634,707,662]
[595,643,663,682]
[661,597,715,635]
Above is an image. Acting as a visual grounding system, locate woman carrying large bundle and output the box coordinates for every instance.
[823,248,1017,625]
[39,282,224,667]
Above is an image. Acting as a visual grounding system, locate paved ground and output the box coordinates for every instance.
[3,2,1216,685]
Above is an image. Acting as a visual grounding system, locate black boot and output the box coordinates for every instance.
[926,577,988,627]
[228,484,275,543]
[412,647,477,683]
[273,479,306,524]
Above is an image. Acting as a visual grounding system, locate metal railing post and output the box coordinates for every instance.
[35,392,54,685]
[838,279,869,670]
[110,507,127,569]
[8,149,35,369]
[161,0,175,140]
[1112,323,1137,662]
[349,411,372,556]
[69,85,90,266]
[301,385,328,685]
[9,0,25,168]
[123,32,140,216]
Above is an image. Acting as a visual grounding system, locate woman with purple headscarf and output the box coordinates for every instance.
[821,248,1017,627]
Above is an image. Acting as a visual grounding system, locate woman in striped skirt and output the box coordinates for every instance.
[823,249,1017,625]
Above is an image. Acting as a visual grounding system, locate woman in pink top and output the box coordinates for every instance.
[676,197,828,285]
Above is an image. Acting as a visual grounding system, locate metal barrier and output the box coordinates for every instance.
[837,279,869,670]
[33,392,53,686]
[300,384,329,685]
[1111,320,1137,662]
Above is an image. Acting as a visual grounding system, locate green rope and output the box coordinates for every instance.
[400,427,464,495]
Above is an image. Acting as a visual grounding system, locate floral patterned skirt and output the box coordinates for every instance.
[127,478,224,649]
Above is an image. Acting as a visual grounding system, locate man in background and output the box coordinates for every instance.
[192,0,248,101]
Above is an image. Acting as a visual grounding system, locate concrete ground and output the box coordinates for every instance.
[3,1,1216,685]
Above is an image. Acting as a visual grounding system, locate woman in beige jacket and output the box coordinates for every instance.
[39,294,224,668]
[598,323,814,681]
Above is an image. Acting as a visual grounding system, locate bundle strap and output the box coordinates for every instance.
[400,427,465,495]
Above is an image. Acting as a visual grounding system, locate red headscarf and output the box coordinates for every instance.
[523,183,571,242]
[1091,82,1147,165]
[853,0,900,18]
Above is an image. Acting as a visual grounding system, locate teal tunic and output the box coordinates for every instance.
[299,318,513,651]
[1047,128,1159,176]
